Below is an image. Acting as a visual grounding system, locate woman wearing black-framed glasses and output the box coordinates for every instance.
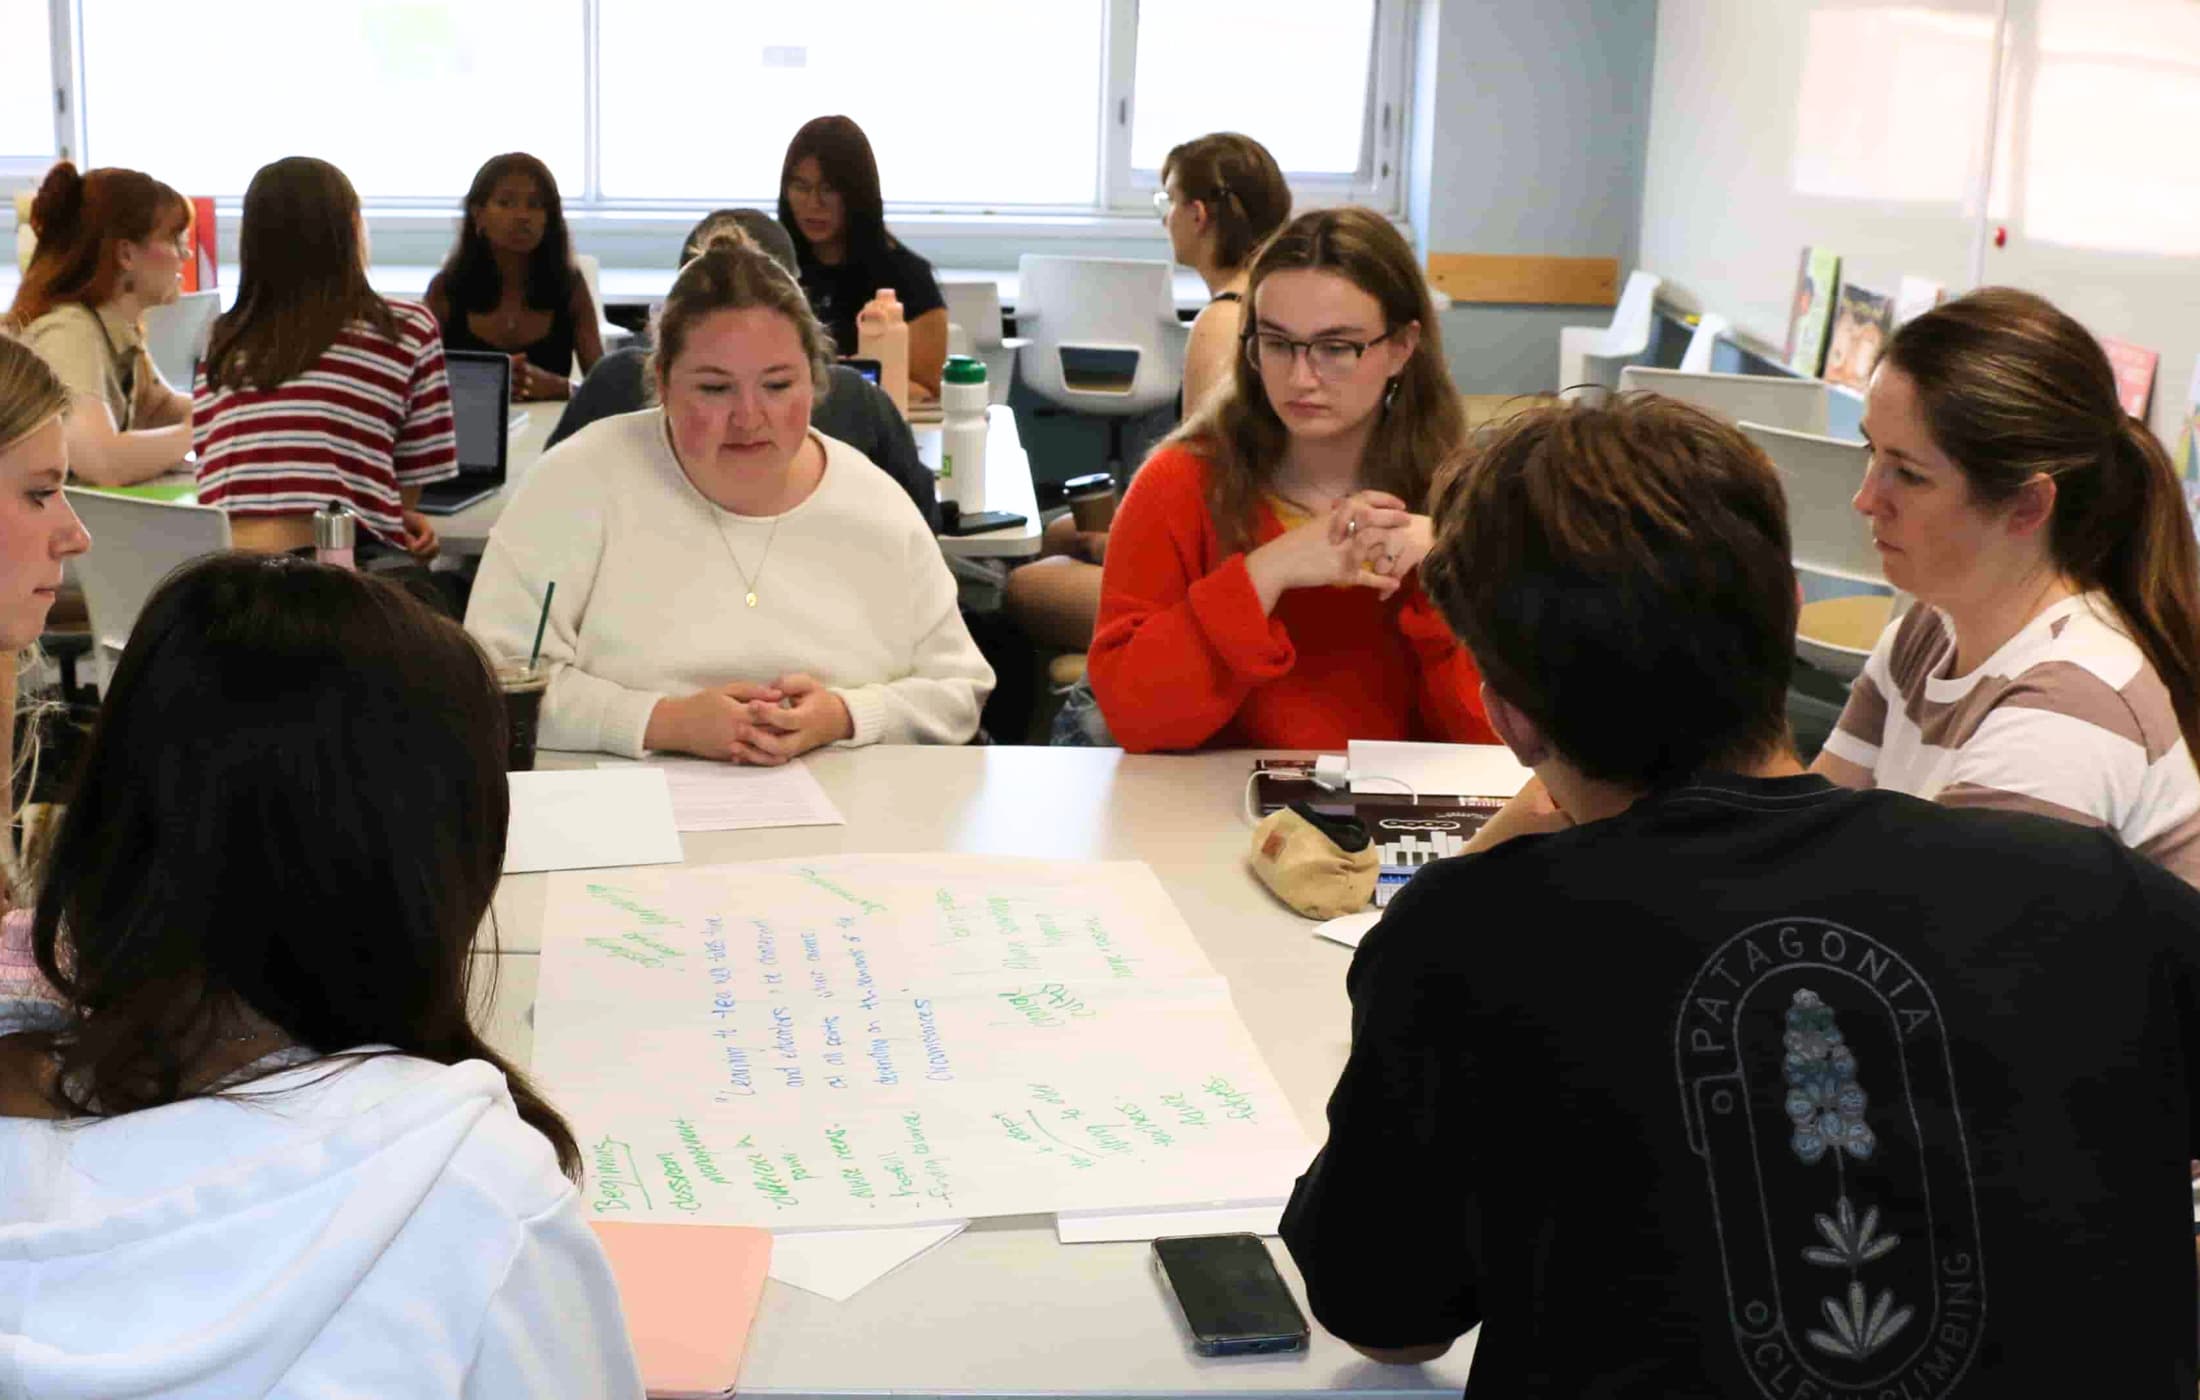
[1086,206,1498,754]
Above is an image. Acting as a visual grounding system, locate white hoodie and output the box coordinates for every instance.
[0,1050,642,1398]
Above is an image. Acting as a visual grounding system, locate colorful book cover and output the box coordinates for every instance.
[182,196,217,293]
[1823,281,1895,392]
[1892,275,1945,327]
[2175,356,2200,533]
[2099,336,2159,419]
[1784,247,1842,378]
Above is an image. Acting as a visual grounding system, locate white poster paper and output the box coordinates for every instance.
[533,857,1313,1231]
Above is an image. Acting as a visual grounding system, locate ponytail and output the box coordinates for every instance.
[7,161,189,331]
[1885,287,2200,767]
[2100,416,2200,763]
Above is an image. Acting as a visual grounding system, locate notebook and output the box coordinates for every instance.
[416,350,511,515]
[591,1221,772,1398]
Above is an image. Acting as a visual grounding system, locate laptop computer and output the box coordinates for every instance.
[416,350,512,515]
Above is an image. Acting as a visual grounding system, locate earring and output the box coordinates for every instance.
[1383,377,1400,411]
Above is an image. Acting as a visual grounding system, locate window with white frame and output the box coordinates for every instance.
[1,0,57,170]
[54,0,1409,216]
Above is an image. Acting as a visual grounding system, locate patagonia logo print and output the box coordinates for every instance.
[1674,919,1985,1399]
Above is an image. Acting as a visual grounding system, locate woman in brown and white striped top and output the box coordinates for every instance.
[1814,287,2200,886]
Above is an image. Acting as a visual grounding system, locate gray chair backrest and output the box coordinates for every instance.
[1620,365,1830,436]
[64,486,232,654]
[1737,422,1880,587]
[1013,255,1184,418]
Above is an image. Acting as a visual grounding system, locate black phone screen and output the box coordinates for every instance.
[840,356,883,385]
[1152,1234,1310,1356]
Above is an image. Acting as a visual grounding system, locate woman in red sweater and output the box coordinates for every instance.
[1089,206,1496,752]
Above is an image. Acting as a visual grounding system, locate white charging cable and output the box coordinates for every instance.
[1244,756,1420,826]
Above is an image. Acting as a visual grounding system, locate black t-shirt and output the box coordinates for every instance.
[543,348,937,529]
[1280,772,2200,1397]
[796,241,945,358]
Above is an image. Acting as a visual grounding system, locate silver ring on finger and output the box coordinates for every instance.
[1346,517,1359,538]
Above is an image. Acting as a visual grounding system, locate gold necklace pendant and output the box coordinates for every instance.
[745,590,758,608]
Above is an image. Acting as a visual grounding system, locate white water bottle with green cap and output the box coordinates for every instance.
[939,354,989,510]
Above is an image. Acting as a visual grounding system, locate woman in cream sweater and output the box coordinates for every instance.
[466,229,992,761]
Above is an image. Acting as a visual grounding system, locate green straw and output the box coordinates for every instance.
[527,581,555,671]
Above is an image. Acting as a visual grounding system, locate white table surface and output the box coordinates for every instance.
[475,746,1480,1398]
[438,401,1039,559]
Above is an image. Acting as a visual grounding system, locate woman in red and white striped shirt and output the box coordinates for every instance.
[194,157,456,560]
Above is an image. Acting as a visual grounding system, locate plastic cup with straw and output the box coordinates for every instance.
[500,582,555,771]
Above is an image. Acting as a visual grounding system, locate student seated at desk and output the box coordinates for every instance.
[1088,206,1495,752]
[194,156,454,566]
[546,208,936,528]
[1813,288,2200,886]
[1281,395,2200,1395]
[0,555,641,1398]
[778,115,948,398]
[467,229,992,761]
[5,161,194,486]
[425,152,603,401]
[1006,131,1292,654]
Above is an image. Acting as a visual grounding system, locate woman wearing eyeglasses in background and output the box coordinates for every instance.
[1004,133,1291,659]
[1087,207,1497,752]
[777,116,949,398]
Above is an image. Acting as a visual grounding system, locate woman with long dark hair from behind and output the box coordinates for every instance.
[195,156,455,567]
[0,554,641,1395]
[778,115,948,396]
[1815,286,2200,885]
[5,161,194,485]
[426,152,603,401]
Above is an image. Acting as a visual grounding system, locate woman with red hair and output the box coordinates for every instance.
[6,162,194,486]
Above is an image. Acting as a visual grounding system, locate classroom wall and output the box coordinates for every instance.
[1410,0,1658,395]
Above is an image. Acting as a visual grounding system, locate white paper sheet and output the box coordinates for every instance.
[505,769,685,874]
[769,1221,967,1301]
[1311,910,1382,950]
[598,757,845,833]
[534,857,1314,1233]
[1347,740,1530,800]
[1054,1202,1283,1244]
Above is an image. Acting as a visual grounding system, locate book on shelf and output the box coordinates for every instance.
[1823,280,1895,392]
[1783,247,1842,378]
[2099,336,2159,420]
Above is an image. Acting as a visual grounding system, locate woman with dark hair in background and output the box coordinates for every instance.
[5,161,194,485]
[1815,286,2200,885]
[427,152,603,401]
[0,555,641,1396]
[194,156,455,566]
[778,115,948,397]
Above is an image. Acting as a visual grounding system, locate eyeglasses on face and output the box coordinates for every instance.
[786,178,840,204]
[1244,327,1398,381]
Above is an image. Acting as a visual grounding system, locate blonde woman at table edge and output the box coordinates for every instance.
[5,161,195,487]
[0,553,640,1396]
[1811,287,2200,887]
[0,341,92,912]
[1005,131,1292,655]
[464,227,994,762]
[1087,205,1497,753]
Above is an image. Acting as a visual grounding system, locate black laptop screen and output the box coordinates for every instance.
[445,351,511,478]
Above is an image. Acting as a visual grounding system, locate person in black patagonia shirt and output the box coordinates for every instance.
[1279,392,2200,1396]
[777,115,948,399]
[546,209,935,530]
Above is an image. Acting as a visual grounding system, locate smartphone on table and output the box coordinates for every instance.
[1151,1233,1311,1357]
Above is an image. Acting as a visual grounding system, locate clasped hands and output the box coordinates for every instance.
[646,673,852,765]
[1248,490,1435,604]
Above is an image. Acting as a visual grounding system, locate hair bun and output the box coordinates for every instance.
[28,161,85,240]
[704,227,758,258]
